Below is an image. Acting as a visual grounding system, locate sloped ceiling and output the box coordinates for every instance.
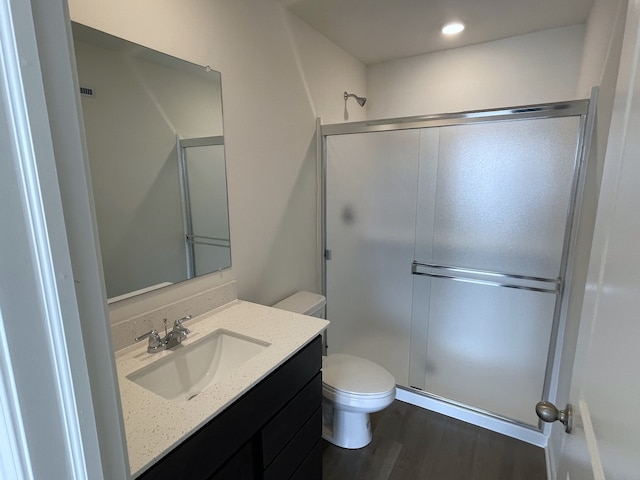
[279,0,594,65]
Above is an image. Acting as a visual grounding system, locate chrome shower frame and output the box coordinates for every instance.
[318,90,597,438]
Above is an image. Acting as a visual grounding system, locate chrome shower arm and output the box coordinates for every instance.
[344,91,367,107]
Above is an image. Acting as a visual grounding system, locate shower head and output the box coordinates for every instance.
[344,91,367,107]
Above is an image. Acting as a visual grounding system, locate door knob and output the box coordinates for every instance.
[535,401,573,433]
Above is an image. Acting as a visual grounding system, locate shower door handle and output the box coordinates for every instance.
[411,261,562,294]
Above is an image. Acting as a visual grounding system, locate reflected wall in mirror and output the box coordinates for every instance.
[72,23,231,302]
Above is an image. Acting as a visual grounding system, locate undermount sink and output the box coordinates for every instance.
[127,329,270,403]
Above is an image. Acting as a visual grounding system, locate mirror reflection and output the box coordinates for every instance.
[72,23,231,302]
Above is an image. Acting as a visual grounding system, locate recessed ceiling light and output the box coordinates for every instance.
[442,22,465,35]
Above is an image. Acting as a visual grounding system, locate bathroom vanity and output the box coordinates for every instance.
[115,300,328,479]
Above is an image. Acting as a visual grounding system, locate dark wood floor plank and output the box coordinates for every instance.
[323,441,365,480]
[358,406,406,480]
[360,440,403,480]
[323,400,547,480]
[470,427,515,480]
[427,416,479,480]
[389,402,446,479]
[323,400,408,480]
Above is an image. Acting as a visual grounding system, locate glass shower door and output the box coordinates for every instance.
[409,116,582,426]
[410,276,558,425]
[325,130,420,384]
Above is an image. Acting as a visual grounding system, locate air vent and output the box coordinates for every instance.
[79,86,95,97]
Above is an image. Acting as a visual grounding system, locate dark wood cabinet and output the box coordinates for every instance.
[138,336,323,480]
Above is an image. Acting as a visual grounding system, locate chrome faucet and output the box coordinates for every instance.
[135,315,192,353]
[134,329,164,354]
[172,316,191,336]
[163,316,191,349]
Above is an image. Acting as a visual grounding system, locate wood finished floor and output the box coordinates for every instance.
[322,400,546,480]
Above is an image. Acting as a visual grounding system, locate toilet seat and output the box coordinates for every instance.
[322,354,396,396]
[322,383,395,400]
[322,383,395,411]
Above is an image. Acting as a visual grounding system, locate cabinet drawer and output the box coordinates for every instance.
[208,441,254,480]
[290,440,322,480]
[264,408,321,480]
[262,372,321,467]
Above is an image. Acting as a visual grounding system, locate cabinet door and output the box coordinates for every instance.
[290,441,322,480]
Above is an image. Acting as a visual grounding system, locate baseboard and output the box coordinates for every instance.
[395,387,547,448]
[546,437,556,480]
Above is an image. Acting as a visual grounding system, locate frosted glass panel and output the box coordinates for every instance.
[412,276,556,426]
[414,128,440,262]
[431,117,580,278]
[193,244,230,276]
[326,130,420,384]
[185,144,229,240]
[184,143,231,274]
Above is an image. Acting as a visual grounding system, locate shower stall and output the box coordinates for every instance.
[322,98,594,431]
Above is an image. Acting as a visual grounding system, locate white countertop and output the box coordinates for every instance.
[115,299,329,478]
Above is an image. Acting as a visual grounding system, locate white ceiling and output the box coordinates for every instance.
[279,0,595,65]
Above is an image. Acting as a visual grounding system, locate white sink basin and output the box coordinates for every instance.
[127,329,270,403]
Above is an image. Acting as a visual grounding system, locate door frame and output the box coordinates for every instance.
[0,0,129,477]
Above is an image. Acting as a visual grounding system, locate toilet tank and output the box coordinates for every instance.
[273,291,326,318]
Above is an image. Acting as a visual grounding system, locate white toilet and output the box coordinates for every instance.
[273,291,396,449]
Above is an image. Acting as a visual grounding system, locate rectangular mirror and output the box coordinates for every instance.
[72,23,231,303]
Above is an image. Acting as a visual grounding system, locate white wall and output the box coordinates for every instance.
[284,11,367,124]
[576,0,628,178]
[69,0,366,310]
[367,25,585,119]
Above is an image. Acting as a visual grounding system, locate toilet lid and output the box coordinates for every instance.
[322,354,395,395]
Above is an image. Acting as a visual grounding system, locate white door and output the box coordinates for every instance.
[554,3,640,478]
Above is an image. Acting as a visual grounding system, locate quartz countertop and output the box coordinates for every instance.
[115,299,329,478]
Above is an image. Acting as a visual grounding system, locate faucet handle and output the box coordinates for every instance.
[134,329,163,353]
[135,329,160,342]
[173,315,191,333]
[174,315,191,326]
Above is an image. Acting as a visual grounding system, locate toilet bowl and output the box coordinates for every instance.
[273,292,396,449]
[321,353,395,448]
